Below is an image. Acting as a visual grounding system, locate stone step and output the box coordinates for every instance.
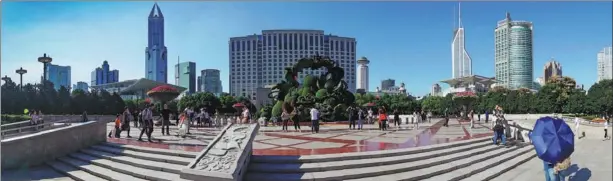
[249,141,493,173]
[90,144,193,165]
[422,144,535,181]
[80,148,186,174]
[46,161,106,181]
[462,149,537,181]
[67,152,188,181]
[56,156,147,181]
[344,146,533,181]
[244,142,509,181]
[101,142,198,158]
[251,137,491,164]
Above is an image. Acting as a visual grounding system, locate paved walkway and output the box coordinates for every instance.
[106,119,495,155]
[252,119,493,155]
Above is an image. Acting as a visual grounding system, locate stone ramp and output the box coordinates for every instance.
[245,137,536,181]
[46,142,199,181]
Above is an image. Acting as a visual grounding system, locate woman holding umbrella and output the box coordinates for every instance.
[530,116,574,181]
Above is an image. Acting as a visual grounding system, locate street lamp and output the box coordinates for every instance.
[38,53,52,84]
[1,75,11,83]
[15,67,27,90]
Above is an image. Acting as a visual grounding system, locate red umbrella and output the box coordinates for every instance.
[363,102,376,107]
[232,103,245,108]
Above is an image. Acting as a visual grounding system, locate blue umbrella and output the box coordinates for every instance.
[530,116,575,164]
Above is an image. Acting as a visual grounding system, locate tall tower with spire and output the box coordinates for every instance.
[451,2,472,79]
[145,3,168,83]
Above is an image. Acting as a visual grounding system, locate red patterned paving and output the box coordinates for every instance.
[252,119,484,155]
[103,119,494,156]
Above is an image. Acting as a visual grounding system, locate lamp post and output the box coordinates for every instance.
[38,53,53,84]
[1,75,11,83]
[15,67,27,90]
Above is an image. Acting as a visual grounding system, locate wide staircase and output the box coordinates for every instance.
[40,130,537,181]
[46,141,199,181]
[245,137,537,181]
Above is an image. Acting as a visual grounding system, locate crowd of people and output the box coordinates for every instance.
[107,104,253,141]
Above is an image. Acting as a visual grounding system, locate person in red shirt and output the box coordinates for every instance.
[108,114,122,138]
[378,108,388,131]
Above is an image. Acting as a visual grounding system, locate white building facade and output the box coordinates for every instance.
[597,46,613,82]
[229,30,357,100]
[495,12,534,89]
[356,57,370,91]
[451,4,473,79]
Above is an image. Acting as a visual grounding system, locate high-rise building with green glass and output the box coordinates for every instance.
[174,62,196,94]
[495,12,534,89]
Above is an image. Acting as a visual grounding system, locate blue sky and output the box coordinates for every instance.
[2,1,611,96]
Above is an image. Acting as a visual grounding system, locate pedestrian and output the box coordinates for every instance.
[161,104,171,135]
[367,109,374,124]
[443,108,450,127]
[133,109,139,128]
[393,109,400,129]
[122,107,132,138]
[469,110,475,129]
[573,117,581,138]
[138,104,154,142]
[485,110,489,123]
[81,111,89,123]
[378,108,388,131]
[292,107,301,132]
[186,107,194,134]
[310,107,320,133]
[357,108,364,130]
[427,111,432,123]
[108,114,122,138]
[281,103,290,132]
[241,107,251,124]
[347,106,356,130]
[543,157,570,181]
[30,109,38,126]
[477,111,481,122]
[492,118,506,145]
[604,118,609,141]
[178,113,189,137]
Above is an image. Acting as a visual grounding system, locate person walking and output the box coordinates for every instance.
[292,107,301,132]
[109,114,122,138]
[357,108,364,130]
[160,104,171,135]
[443,108,450,127]
[186,107,194,134]
[604,118,610,141]
[347,106,356,130]
[393,109,401,129]
[378,108,388,131]
[30,109,38,126]
[485,110,489,123]
[281,104,290,132]
[310,107,320,133]
[132,109,139,128]
[492,118,506,145]
[81,111,89,123]
[427,111,432,123]
[367,109,374,124]
[138,104,154,142]
[241,107,251,124]
[122,107,132,138]
[573,117,581,138]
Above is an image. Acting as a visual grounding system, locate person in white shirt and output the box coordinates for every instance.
[138,104,154,142]
[310,107,320,133]
[574,117,581,137]
[367,109,374,124]
[241,107,250,124]
[604,118,609,140]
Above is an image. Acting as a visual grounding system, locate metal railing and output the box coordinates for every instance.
[1,122,71,139]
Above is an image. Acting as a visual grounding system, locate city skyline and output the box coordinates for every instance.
[2,2,611,96]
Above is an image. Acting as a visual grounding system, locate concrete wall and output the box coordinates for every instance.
[1,115,115,130]
[1,120,107,169]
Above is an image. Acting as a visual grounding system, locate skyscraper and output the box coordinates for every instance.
[201,69,222,95]
[145,3,168,83]
[381,79,395,90]
[197,76,202,92]
[495,12,534,89]
[46,64,71,90]
[229,30,357,99]
[597,46,613,82]
[90,61,119,86]
[451,3,472,79]
[356,57,370,91]
[175,62,196,94]
[543,58,562,83]
[74,81,89,92]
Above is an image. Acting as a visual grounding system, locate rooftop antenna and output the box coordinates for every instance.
[176,55,180,85]
[458,1,462,28]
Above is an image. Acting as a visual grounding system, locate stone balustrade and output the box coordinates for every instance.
[1,115,116,130]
